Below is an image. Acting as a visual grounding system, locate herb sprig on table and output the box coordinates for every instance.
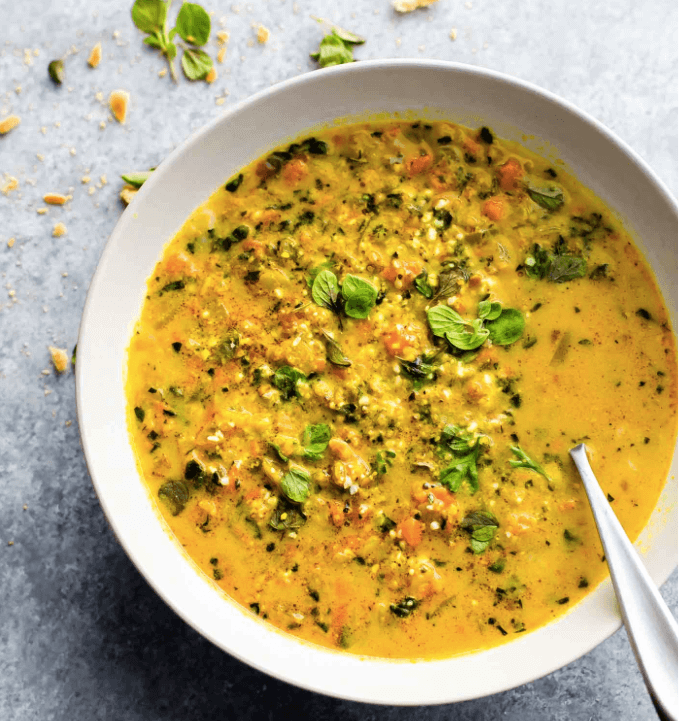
[310,16,365,68]
[132,0,213,82]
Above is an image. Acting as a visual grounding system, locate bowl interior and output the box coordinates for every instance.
[76,60,677,705]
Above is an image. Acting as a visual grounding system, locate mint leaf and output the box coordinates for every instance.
[413,270,434,299]
[272,366,307,400]
[426,305,465,337]
[460,510,499,554]
[509,445,551,480]
[478,299,502,321]
[121,170,154,188]
[181,47,212,80]
[486,308,525,346]
[322,330,351,367]
[281,466,311,503]
[342,275,377,319]
[526,184,564,211]
[445,317,489,351]
[132,0,167,33]
[312,269,340,308]
[175,2,211,45]
[310,30,355,68]
[302,424,331,460]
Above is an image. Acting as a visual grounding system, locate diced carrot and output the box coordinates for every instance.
[559,500,577,511]
[497,158,523,191]
[329,501,344,527]
[405,154,433,178]
[430,486,456,507]
[398,517,424,547]
[242,239,266,258]
[164,252,196,275]
[382,324,418,356]
[463,137,480,156]
[482,197,505,221]
[282,158,308,186]
[245,488,261,501]
[381,260,423,288]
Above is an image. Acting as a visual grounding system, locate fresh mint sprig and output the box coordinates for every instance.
[132,0,213,82]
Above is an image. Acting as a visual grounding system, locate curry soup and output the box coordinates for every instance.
[126,120,676,659]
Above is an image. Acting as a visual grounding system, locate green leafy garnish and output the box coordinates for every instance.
[225,173,243,193]
[398,352,440,390]
[302,424,332,461]
[322,330,351,367]
[376,512,397,533]
[485,308,525,346]
[341,275,377,319]
[426,305,488,351]
[312,269,341,310]
[460,510,499,554]
[272,366,307,400]
[281,466,311,503]
[131,0,213,82]
[438,425,482,493]
[121,170,154,188]
[389,596,419,618]
[175,2,211,45]
[525,243,587,283]
[509,445,551,481]
[526,183,564,211]
[269,499,307,531]
[158,479,189,516]
[374,449,396,475]
[134,406,145,422]
[310,20,364,68]
[478,299,502,321]
[48,59,65,85]
[181,47,212,80]
[413,270,434,299]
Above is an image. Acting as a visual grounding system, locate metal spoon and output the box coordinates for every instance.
[570,444,678,721]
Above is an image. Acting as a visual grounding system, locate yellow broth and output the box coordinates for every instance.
[126,120,677,659]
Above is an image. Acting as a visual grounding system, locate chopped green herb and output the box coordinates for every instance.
[389,596,419,618]
[281,466,311,503]
[158,479,189,516]
[460,510,499,554]
[134,406,145,422]
[509,445,551,481]
[302,424,332,461]
[272,366,307,400]
[341,274,377,319]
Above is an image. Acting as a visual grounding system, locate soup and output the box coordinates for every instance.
[126,120,676,659]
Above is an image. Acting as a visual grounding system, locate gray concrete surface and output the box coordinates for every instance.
[0,0,676,719]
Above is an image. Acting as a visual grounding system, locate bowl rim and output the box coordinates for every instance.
[76,58,678,706]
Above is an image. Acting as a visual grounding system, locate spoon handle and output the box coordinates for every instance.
[570,444,678,721]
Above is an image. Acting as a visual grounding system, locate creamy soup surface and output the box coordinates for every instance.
[126,120,677,659]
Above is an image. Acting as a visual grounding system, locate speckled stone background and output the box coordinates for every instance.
[0,0,676,719]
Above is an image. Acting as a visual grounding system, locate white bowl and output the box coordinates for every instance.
[76,60,677,705]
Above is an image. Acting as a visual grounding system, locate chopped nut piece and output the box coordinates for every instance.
[449,27,458,40]
[48,346,69,373]
[158,67,167,78]
[52,222,67,237]
[88,42,102,68]
[1,176,19,195]
[217,46,227,63]
[120,185,138,206]
[109,90,129,123]
[393,0,438,11]
[256,24,270,43]
[81,175,91,183]
[217,30,230,44]
[7,238,15,248]
[0,115,21,135]
[205,67,217,83]
[43,192,68,205]
[36,153,45,161]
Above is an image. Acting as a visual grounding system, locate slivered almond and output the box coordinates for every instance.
[109,90,129,123]
[43,193,68,205]
[52,222,67,237]
[88,42,102,68]
[48,346,69,373]
[205,67,217,84]
[0,115,21,135]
